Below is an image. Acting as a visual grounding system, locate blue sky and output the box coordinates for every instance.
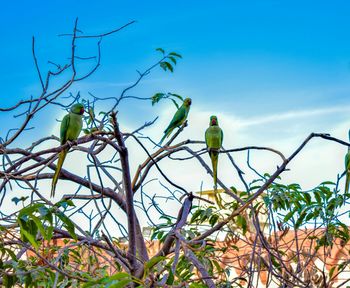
[2,1,350,112]
[1,1,350,193]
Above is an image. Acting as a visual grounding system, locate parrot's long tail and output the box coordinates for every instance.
[345,171,350,194]
[157,127,175,147]
[51,149,68,198]
[157,133,168,147]
[210,150,219,189]
[210,150,224,207]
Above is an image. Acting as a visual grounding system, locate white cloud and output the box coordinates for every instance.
[3,104,349,235]
[236,105,350,128]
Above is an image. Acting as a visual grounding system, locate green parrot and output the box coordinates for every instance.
[158,98,192,146]
[51,103,85,197]
[345,130,350,194]
[205,115,223,189]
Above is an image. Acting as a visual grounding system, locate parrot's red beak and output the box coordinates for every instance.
[80,108,85,115]
[211,119,217,125]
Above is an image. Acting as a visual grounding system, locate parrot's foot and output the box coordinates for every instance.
[208,148,219,153]
[66,140,75,148]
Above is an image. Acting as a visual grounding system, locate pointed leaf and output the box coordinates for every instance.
[156,48,165,54]
[169,52,182,58]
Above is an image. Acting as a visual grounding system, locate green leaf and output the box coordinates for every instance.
[3,274,17,288]
[21,228,39,251]
[151,92,165,106]
[320,181,335,186]
[236,215,247,235]
[295,211,306,228]
[164,62,174,72]
[303,192,311,205]
[160,61,173,72]
[284,209,295,222]
[329,266,336,279]
[189,283,207,288]
[166,269,175,285]
[209,214,219,227]
[170,99,179,109]
[30,215,47,240]
[56,212,77,240]
[12,196,29,205]
[18,203,43,217]
[191,210,202,222]
[160,62,166,71]
[314,191,322,204]
[168,56,177,65]
[305,212,315,222]
[157,231,165,240]
[108,279,132,288]
[107,272,130,282]
[156,48,165,54]
[213,259,223,273]
[55,199,75,209]
[144,256,165,271]
[166,269,174,285]
[168,93,184,101]
[169,52,182,58]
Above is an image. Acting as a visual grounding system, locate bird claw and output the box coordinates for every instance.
[66,140,75,148]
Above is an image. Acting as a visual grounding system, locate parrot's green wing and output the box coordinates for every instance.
[158,105,187,146]
[52,112,83,197]
[345,151,350,194]
[205,128,209,146]
[205,126,222,150]
[205,116,223,207]
[60,114,70,145]
[65,113,83,141]
[205,126,223,190]
[164,105,186,134]
[51,149,68,198]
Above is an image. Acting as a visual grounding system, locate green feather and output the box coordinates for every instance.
[51,149,68,197]
[210,150,219,188]
[205,116,223,191]
[345,150,350,194]
[51,104,84,197]
[344,129,350,194]
[158,98,191,146]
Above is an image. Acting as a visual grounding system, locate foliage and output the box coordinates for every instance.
[1,20,350,288]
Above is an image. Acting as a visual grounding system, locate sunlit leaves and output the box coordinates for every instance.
[155,47,165,54]
[156,48,182,73]
[268,179,349,250]
[190,206,219,225]
[235,215,248,235]
[82,272,136,288]
[17,202,77,251]
[11,196,29,205]
[151,92,184,108]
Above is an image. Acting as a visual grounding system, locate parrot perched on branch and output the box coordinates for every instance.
[345,130,350,194]
[51,103,84,198]
[158,98,192,146]
[205,115,223,190]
